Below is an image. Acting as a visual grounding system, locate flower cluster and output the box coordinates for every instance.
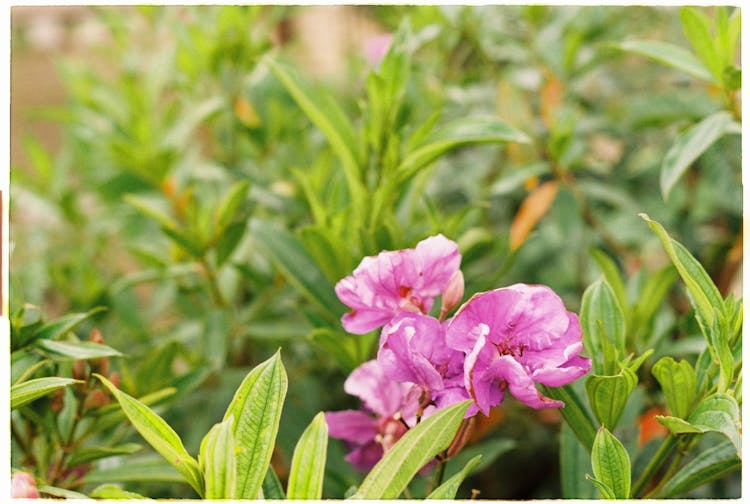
[326,234,590,470]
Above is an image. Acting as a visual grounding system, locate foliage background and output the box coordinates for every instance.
[9,5,741,499]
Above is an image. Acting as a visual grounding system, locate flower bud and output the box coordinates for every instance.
[50,389,65,413]
[11,472,40,498]
[440,270,465,317]
[72,359,87,381]
[83,389,109,410]
[88,328,104,344]
[108,371,120,389]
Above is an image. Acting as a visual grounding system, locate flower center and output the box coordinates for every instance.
[496,340,526,358]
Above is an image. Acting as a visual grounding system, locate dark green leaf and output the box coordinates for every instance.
[215,221,247,267]
[223,351,288,499]
[541,384,597,450]
[591,427,631,499]
[68,443,143,466]
[287,412,328,499]
[20,307,105,348]
[352,400,471,499]
[659,439,740,497]
[590,249,628,315]
[561,424,598,499]
[262,466,286,499]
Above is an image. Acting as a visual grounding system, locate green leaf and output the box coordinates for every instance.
[287,412,328,499]
[199,417,236,499]
[68,443,143,466]
[616,39,715,83]
[631,265,678,342]
[265,58,364,208]
[396,117,530,183]
[680,7,722,79]
[561,424,598,499]
[262,467,286,499]
[591,427,631,499]
[640,214,724,327]
[659,439,740,497]
[83,458,184,485]
[489,162,550,196]
[214,180,251,235]
[590,249,628,314]
[35,339,123,360]
[427,454,482,499]
[586,367,638,430]
[223,351,288,499]
[11,377,82,410]
[18,307,105,349]
[89,484,149,499]
[299,225,354,284]
[94,374,204,496]
[652,357,697,419]
[540,384,597,450]
[706,309,734,393]
[580,278,626,374]
[660,112,738,199]
[657,393,741,457]
[37,485,91,499]
[251,220,343,322]
[352,400,471,499]
[585,474,616,499]
[123,194,179,230]
[309,328,365,373]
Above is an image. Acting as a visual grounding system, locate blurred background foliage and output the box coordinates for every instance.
[10,5,741,499]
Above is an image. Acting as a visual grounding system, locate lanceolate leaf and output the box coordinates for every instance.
[541,384,597,450]
[352,400,471,499]
[658,439,741,497]
[262,467,286,499]
[591,427,631,499]
[287,412,328,499]
[11,377,82,410]
[251,220,343,322]
[67,443,143,466]
[652,357,697,419]
[581,278,626,374]
[561,424,598,499]
[616,40,715,83]
[94,374,204,496]
[640,214,724,327]
[17,307,106,349]
[200,417,236,500]
[680,7,722,79]
[223,351,288,499]
[427,454,482,499]
[35,339,123,360]
[660,111,737,199]
[590,249,628,315]
[586,367,638,430]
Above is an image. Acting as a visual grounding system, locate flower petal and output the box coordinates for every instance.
[325,410,378,444]
[487,356,564,409]
[345,442,384,472]
[344,360,403,417]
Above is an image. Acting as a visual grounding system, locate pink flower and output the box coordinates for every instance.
[378,313,473,413]
[363,33,393,67]
[11,472,39,499]
[446,284,590,415]
[325,360,422,471]
[335,235,461,334]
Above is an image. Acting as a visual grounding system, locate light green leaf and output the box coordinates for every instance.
[123,194,179,230]
[214,180,251,235]
[36,339,123,360]
[680,7,722,79]
[659,439,740,497]
[397,117,530,183]
[590,249,628,315]
[37,485,91,499]
[94,374,204,496]
[640,214,724,328]
[540,384,597,450]
[591,427,631,499]
[89,484,149,499]
[199,417,236,499]
[265,58,364,207]
[586,367,638,430]
[660,112,737,199]
[652,357,697,419]
[585,474,616,499]
[309,328,366,373]
[83,458,184,485]
[616,39,715,83]
[299,225,354,284]
[706,309,734,393]
[352,400,471,499]
[657,393,741,457]
[287,412,328,499]
[223,351,288,499]
[580,278,626,374]
[11,377,82,410]
[631,265,677,342]
[162,96,223,149]
[68,443,143,466]
[251,220,343,322]
[427,454,482,499]
[490,162,550,196]
[561,424,598,499]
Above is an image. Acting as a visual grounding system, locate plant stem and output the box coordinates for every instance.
[632,435,677,497]
[200,257,227,308]
[430,457,447,494]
